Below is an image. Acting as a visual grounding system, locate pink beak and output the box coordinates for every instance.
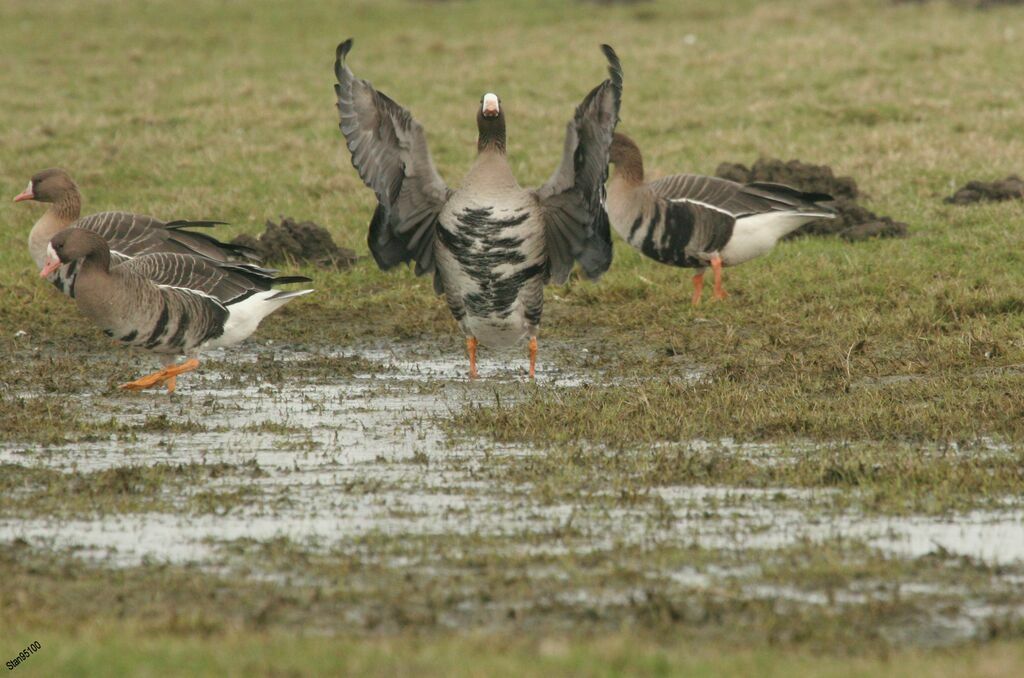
[13,188,33,203]
[481,93,500,118]
[40,256,62,278]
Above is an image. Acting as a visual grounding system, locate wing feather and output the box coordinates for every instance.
[74,212,257,262]
[650,175,835,218]
[534,45,623,284]
[334,39,450,285]
[118,253,309,306]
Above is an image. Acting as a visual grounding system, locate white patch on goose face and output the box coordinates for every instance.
[45,242,59,265]
[482,93,499,114]
[24,181,33,196]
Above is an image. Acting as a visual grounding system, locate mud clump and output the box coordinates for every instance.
[944,176,1024,205]
[233,218,358,269]
[716,158,909,242]
[837,221,909,242]
[892,0,1024,7]
[717,158,858,201]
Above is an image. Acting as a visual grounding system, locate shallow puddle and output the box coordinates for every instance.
[1,342,1022,645]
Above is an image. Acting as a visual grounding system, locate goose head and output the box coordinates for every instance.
[477,92,506,153]
[41,227,110,277]
[13,168,78,204]
[608,132,644,183]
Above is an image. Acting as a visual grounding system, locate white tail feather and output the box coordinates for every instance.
[720,212,825,266]
[205,288,314,349]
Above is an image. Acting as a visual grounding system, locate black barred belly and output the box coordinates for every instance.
[630,201,734,269]
[437,207,544,333]
[117,290,226,355]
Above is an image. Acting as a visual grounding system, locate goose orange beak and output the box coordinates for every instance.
[40,255,61,278]
[13,188,33,203]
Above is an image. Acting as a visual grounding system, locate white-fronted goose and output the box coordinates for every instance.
[41,228,313,393]
[607,133,835,305]
[334,39,621,378]
[14,168,258,297]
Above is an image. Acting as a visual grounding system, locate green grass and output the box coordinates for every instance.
[438,438,1024,513]
[3,0,1024,672]
[8,0,1022,444]
[6,627,1024,677]
[2,626,1024,678]
[0,461,264,516]
[3,541,1023,675]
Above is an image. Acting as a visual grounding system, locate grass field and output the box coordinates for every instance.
[2,0,1024,675]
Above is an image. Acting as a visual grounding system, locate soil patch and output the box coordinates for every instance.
[944,175,1024,205]
[233,218,359,269]
[716,158,909,241]
[893,0,1024,7]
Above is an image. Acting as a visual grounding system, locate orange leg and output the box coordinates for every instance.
[528,336,538,379]
[711,255,728,301]
[120,358,200,393]
[691,272,705,306]
[466,336,479,379]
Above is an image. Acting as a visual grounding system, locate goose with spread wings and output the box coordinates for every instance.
[334,38,621,378]
[607,133,836,305]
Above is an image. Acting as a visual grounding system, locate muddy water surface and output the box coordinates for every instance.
[2,342,1023,645]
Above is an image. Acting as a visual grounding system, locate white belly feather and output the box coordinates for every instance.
[720,211,813,266]
[437,188,545,348]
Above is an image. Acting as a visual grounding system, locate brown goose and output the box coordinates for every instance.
[14,168,258,297]
[335,39,620,378]
[41,228,313,393]
[607,133,835,305]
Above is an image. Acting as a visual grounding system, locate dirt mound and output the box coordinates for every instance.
[232,218,358,269]
[716,158,859,201]
[715,159,909,242]
[893,0,1024,7]
[944,175,1024,205]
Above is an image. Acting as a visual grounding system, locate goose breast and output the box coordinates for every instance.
[436,188,546,347]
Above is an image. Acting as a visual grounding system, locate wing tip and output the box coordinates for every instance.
[600,44,623,90]
[165,219,230,229]
[336,38,354,61]
[746,182,838,211]
[335,38,354,83]
[271,274,314,285]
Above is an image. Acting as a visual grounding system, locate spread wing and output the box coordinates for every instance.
[533,44,623,284]
[334,38,451,290]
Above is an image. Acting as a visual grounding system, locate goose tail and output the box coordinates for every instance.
[212,289,314,347]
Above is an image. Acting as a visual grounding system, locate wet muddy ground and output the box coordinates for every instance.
[3,341,1022,648]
